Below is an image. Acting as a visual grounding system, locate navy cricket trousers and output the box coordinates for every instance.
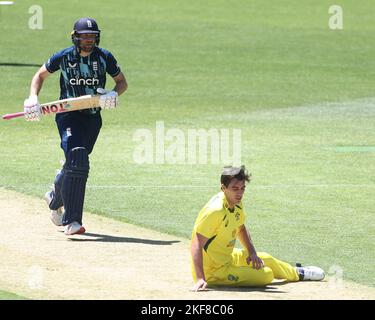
[56,111,102,156]
[54,111,102,225]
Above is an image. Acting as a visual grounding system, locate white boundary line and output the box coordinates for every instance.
[2,184,375,189]
[88,184,375,188]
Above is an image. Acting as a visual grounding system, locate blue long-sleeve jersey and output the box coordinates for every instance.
[45,46,121,101]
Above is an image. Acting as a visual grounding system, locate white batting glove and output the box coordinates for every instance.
[23,94,41,121]
[97,88,118,109]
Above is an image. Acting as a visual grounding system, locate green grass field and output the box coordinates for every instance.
[0,289,27,300]
[0,0,374,290]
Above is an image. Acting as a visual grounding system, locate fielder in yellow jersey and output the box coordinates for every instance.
[190,166,325,291]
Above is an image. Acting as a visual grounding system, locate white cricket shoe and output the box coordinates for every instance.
[64,221,86,236]
[297,265,325,281]
[44,189,63,226]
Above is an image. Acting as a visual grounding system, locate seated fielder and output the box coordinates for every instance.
[190,166,325,291]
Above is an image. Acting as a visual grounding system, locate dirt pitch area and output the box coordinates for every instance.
[0,187,374,300]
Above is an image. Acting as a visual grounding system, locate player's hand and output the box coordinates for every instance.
[190,278,208,292]
[97,88,118,109]
[247,254,264,270]
[23,94,41,121]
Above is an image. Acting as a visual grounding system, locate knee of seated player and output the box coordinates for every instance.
[234,267,274,287]
[257,252,275,265]
[257,267,275,286]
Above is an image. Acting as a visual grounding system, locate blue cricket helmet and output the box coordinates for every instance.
[71,18,101,47]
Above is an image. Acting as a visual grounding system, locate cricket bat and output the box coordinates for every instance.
[2,95,101,120]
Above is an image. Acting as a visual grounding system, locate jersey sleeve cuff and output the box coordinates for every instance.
[110,68,121,78]
[44,63,55,74]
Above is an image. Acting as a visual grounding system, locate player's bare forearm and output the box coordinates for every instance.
[29,65,51,96]
[112,72,128,96]
[29,73,44,96]
[191,233,207,281]
[238,225,264,269]
[238,225,257,255]
[190,233,209,291]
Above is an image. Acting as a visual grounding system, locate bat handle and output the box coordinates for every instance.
[2,112,25,120]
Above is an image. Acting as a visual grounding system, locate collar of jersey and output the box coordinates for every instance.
[220,192,235,213]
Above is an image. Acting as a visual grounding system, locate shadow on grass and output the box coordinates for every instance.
[206,280,293,294]
[65,232,180,245]
[208,286,286,294]
[0,62,41,67]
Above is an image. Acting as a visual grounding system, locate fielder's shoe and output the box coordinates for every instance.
[296,263,325,281]
[64,221,86,236]
[44,189,63,226]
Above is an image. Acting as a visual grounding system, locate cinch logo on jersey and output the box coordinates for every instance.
[69,77,99,86]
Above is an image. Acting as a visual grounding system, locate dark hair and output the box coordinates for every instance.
[220,165,251,187]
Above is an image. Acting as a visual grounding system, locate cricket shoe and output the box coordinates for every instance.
[44,189,63,226]
[296,263,325,281]
[64,221,86,236]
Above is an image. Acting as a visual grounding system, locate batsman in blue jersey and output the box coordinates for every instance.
[23,18,128,235]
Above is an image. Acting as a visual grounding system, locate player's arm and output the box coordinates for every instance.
[237,224,264,270]
[97,72,127,109]
[190,232,209,292]
[29,64,52,96]
[97,51,127,107]
[112,71,127,96]
[24,65,52,121]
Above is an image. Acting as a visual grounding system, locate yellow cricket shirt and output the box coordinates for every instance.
[191,191,246,276]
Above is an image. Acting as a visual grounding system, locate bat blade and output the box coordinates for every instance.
[2,95,101,120]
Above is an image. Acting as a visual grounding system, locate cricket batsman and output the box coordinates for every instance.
[191,166,325,291]
[23,18,128,235]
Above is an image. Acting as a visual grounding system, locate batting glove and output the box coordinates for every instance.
[23,94,41,121]
[97,88,118,109]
